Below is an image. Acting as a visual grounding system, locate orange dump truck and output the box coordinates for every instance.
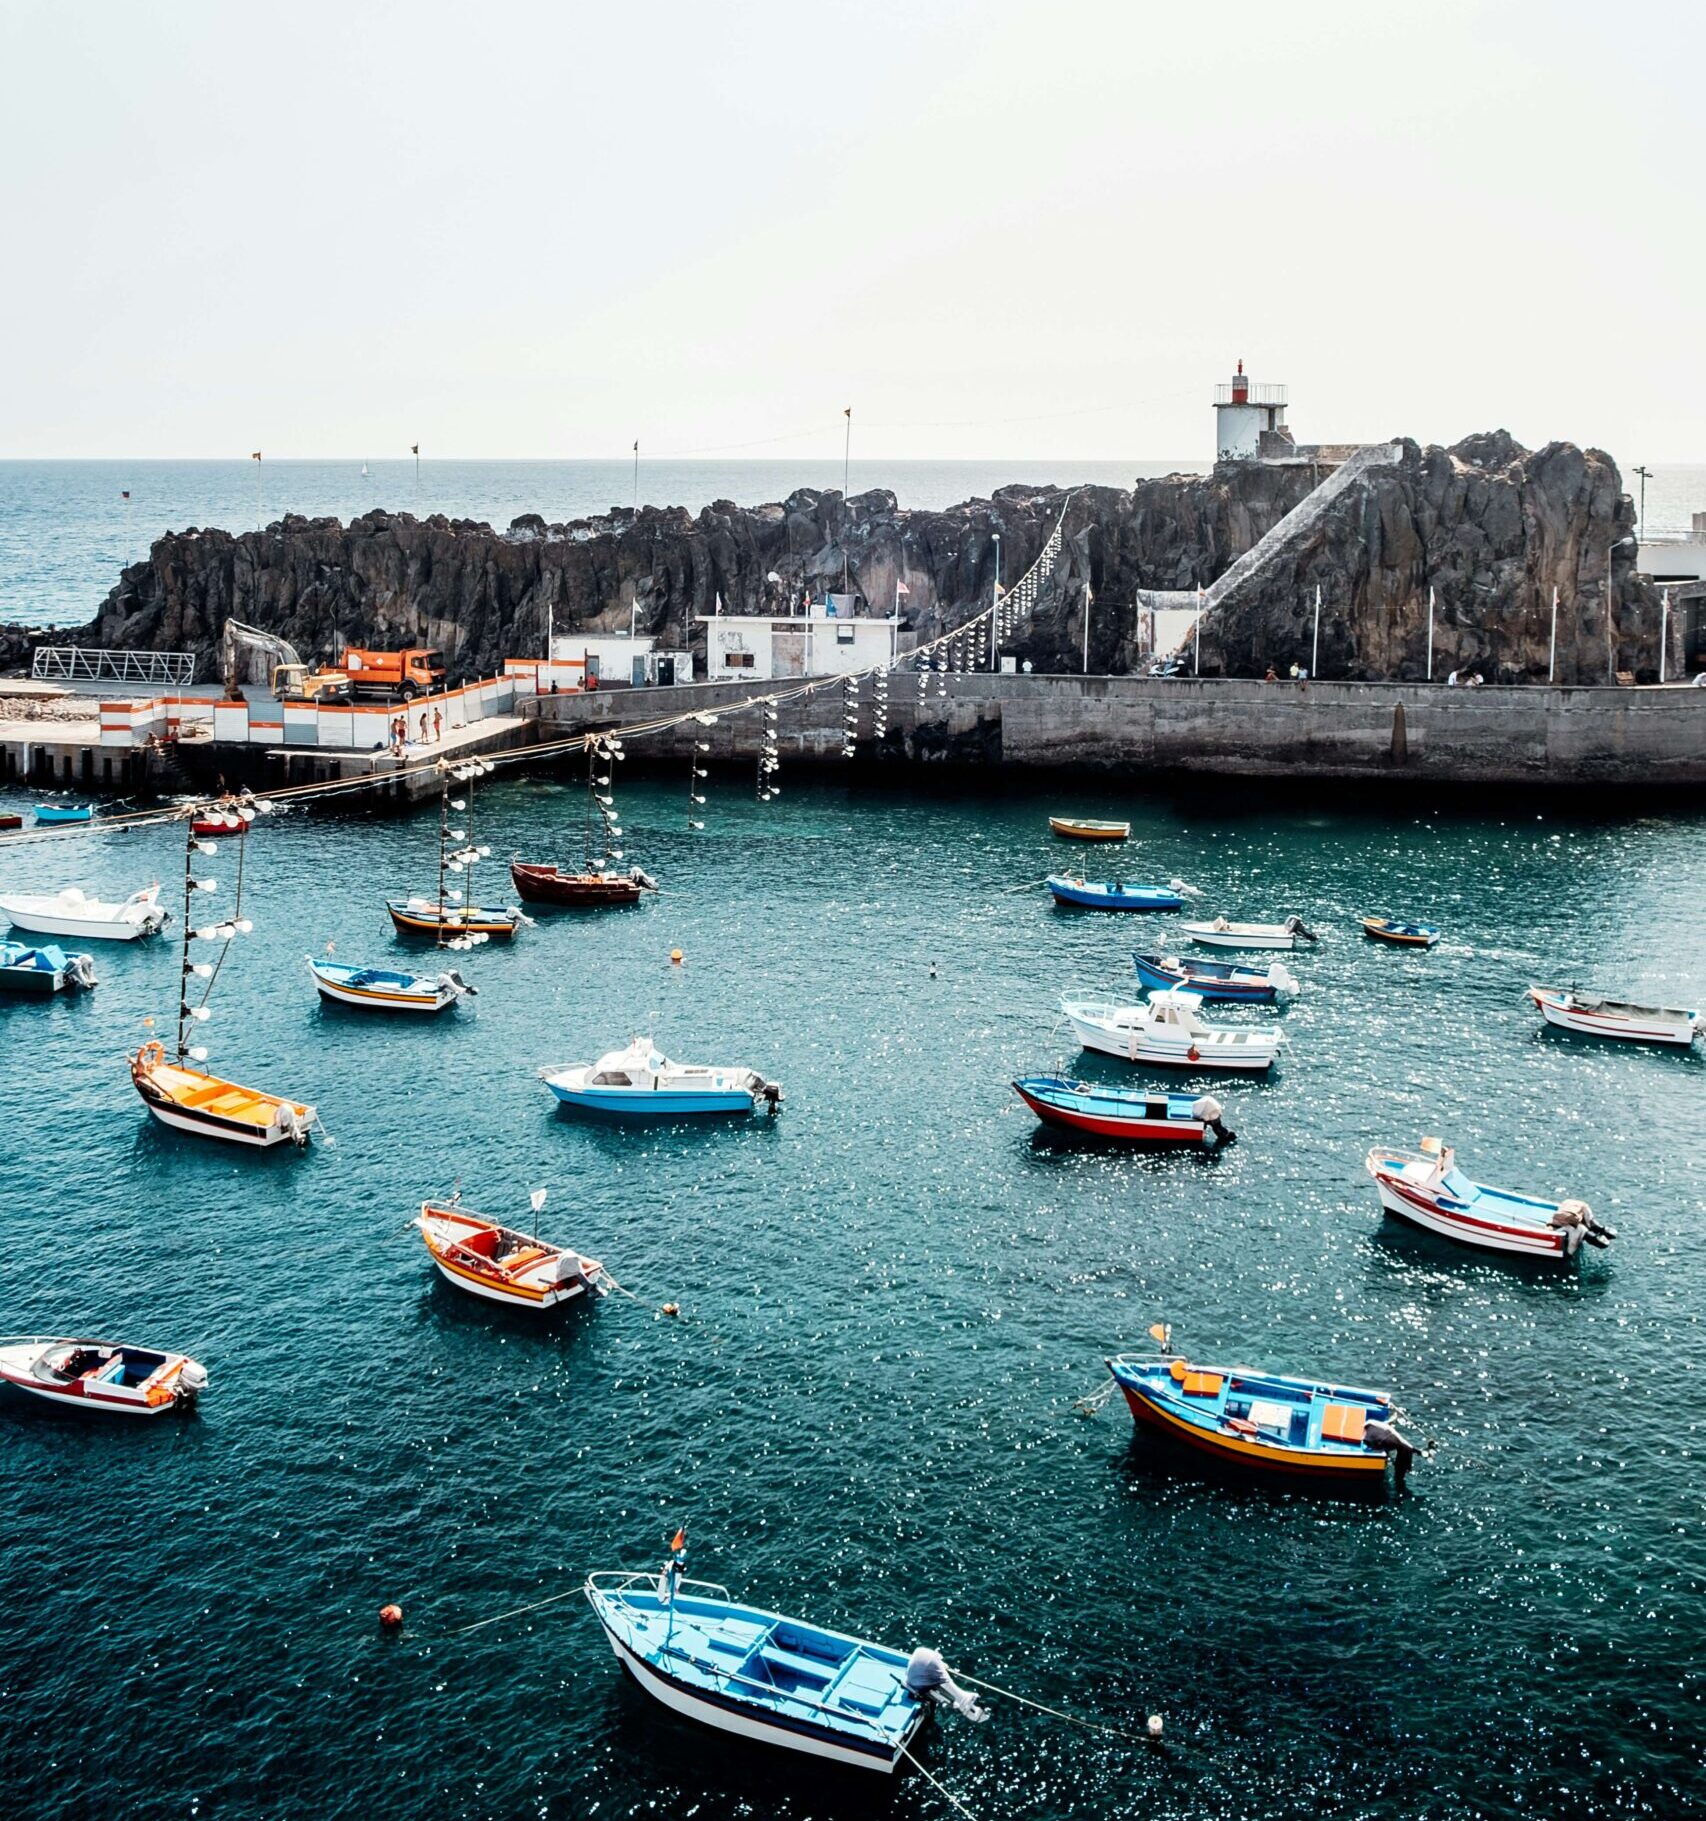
[340,647,447,701]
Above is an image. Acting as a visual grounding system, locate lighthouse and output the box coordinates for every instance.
[1214,360,1289,461]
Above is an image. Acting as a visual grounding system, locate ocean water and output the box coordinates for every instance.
[0,770,1702,1821]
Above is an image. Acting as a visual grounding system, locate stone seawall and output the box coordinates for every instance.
[530,675,1706,788]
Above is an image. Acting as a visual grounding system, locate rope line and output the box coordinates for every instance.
[899,1744,979,1821]
[447,1586,584,1635]
[955,1673,1155,1745]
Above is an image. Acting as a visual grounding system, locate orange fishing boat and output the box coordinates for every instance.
[415,1197,605,1310]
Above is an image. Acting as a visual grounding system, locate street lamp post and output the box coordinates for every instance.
[991,534,1001,673]
[1633,465,1651,537]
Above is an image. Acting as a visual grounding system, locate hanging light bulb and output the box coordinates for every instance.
[190,1005,211,1022]
[191,877,217,891]
[193,839,218,856]
[188,1044,209,1062]
[450,797,467,811]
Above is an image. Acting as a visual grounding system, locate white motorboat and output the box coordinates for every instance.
[1365,1138,1615,1259]
[0,883,168,942]
[541,1038,783,1116]
[0,1338,207,1417]
[1180,915,1317,952]
[1527,987,1699,1048]
[1061,989,1285,1072]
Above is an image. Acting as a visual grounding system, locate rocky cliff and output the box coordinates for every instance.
[13,432,1665,685]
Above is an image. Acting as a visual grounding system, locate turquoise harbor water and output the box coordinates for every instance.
[0,772,1703,1821]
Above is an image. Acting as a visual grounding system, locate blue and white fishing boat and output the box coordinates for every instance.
[584,1538,986,1772]
[1013,1076,1233,1146]
[1047,875,1195,912]
[0,939,97,996]
[540,1038,782,1116]
[1133,951,1297,1003]
[306,955,475,1014]
[33,803,93,825]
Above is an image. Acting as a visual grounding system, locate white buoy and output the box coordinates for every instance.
[1147,1713,1164,1739]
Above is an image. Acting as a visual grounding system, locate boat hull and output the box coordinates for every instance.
[1066,1014,1277,1073]
[0,903,164,942]
[510,862,645,907]
[386,902,518,940]
[1368,1172,1567,1257]
[1013,1079,1222,1145]
[1363,919,1438,947]
[309,961,458,1013]
[545,1082,758,1116]
[1049,818,1129,841]
[427,1253,587,1308]
[1181,924,1301,951]
[0,1343,202,1418]
[1116,1380,1390,1482]
[0,963,66,996]
[1528,989,1698,1047]
[1047,877,1184,911]
[1131,953,1285,1002]
[131,1051,313,1149]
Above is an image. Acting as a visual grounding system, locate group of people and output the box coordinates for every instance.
[387,706,443,758]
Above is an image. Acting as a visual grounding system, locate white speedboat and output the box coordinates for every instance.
[1061,989,1285,1072]
[0,1338,207,1417]
[1527,987,1699,1048]
[541,1038,783,1116]
[0,884,168,942]
[1180,915,1317,952]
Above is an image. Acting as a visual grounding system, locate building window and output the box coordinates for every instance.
[725,651,754,669]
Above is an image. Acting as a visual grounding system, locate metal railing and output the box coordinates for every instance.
[32,646,198,687]
[1214,382,1287,406]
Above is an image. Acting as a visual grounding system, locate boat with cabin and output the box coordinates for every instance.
[1048,816,1130,841]
[416,1196,605,1309]
[1047,875,1192,912]
[541,1038,784,1116]
[1526,986,1699,1048]
[0,939,97,996]
[511,732,659,907]
[386,757,522,942]
[33,803,92,825]
[307,954,474,1013]
[1180,915,1316,952]
[1364,1136,1614,1258]
[1105,1336,1415,1483]
[0,883,167,942]
[1362,917,1439,948]
[1012,1076,1234,1146]
[1132,951,1297,1003]
[1061,990,1284,1072]
[0,1338,207,1417]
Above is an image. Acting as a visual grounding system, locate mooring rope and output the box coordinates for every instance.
[447,1586,585,1635]
[899,1744,979,1821]
[955,1672,1157,1745]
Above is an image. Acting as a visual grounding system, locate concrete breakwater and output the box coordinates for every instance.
[534,673,1706,788]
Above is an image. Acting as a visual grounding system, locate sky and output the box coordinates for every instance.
[1,0,1700,465]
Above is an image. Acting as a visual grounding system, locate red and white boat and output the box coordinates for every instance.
[1527,987,1699,1048]
[0,1338,207,1417]
[1364,1138,1614,1260]
[416,1198,606,1310]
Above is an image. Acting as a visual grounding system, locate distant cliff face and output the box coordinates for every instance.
[45,432,1662,685]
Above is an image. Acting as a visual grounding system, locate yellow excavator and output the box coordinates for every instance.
[220,620,352,703]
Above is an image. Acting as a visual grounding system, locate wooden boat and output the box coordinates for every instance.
[1047,875,1191,911]
[584,1553,980,1771]
[33,803,92,825]
[1362,917,1439,948]
[387,897,520,940]
[1526,986,1699,1048]
[416,1199,604,1309]
[1133,951,1297,1003]
[1180,915,1317,952]
[131,1041,315,1146]
[1013,1076,1233,1146]
[1365,1137,1614,1259]
[541,1038,783,1116]
[0,1338,207,1417]
[0,883,167,942]
[1107,1346,1414,1483]
[1062,990,1284,1073]
[510,861,657,907]
[0,939,97,996]
[1049,816,1129,841]
[0,812,22,830]
[388,758,522,944]
[307,955,474,1013]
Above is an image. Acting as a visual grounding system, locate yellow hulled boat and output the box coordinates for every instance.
[130,1041,313,1147]
[1049,816,1130,841]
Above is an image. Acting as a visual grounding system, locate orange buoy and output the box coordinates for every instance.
[670,948,683,966]
[379,1603,403,1630]
[662,1302,680,1317]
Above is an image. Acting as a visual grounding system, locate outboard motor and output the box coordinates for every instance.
[1364,1417,1417,1479]
[445,969,477,997]
[1191,1095,1235,1148]
[759,1079,784,1115]
[1282,915,1318,942]
[904,1648,989,1722]
[175,1361,209,1409]
[68,953,98,990]
[1551,1199,1615,1253]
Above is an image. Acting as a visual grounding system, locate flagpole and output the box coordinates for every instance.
[1426,586,1435,681]
[1311,584,1321,678]
[632,440,639,514]
[412,443,420,506]
[842,407,852,594]
[251,451,263,530]
[1194,588,1202,676]
[1082,582,1092,674]
[1660,586,1670,684]
[1549,585,1559,684]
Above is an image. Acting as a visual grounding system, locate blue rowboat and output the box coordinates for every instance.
[1013,1075,1233,1146]
[1047,875,1189,911]
[584,1563,982,1771]
[541,1039,782,1117]
[307,956,474,1014]
[34,804,93,825]
[1133,951,1297,1003]
[1107,1349,1416,1484]
[0,939,97,996]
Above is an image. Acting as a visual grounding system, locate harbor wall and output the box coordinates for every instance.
[529,674,1706,787]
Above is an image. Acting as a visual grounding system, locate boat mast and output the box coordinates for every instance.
[176,822,196,1062]
[436,764,451,947]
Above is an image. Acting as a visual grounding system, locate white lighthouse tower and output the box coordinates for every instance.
[1214,360,1289,461]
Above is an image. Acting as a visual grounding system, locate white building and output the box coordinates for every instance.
[1214,360,1289,461]
[544,632,691,688]
[698,597,902,681]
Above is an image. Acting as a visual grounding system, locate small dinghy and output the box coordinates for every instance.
[387,897,520,941]
[1527,986,1699,1048]
[1365,1137,1615,1259]
[132,1042,314,1146]
[1105,1334,1415,1483]
[0,883,167,942]
[510,861,657,908]
[541,1038,783,1116]
[1049,816,1129,841]
[33,803,93,825]
[0,1338,206,1417]
[584,1535,985,1772]
[307,955,474,1014]
[1133,951,1297,1003]
[1047,875,1193,911]
[416,1196,605,1310]
[1062,989,1284,1073]
[0,939,97,996]
[1180,915,1317,952]
[1013,1076,1234,1146]
[1362,917,1439,948]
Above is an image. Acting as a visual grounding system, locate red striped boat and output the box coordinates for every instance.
[1365,1138,1614,1259]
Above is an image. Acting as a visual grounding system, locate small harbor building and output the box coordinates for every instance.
[698,595,903,681]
